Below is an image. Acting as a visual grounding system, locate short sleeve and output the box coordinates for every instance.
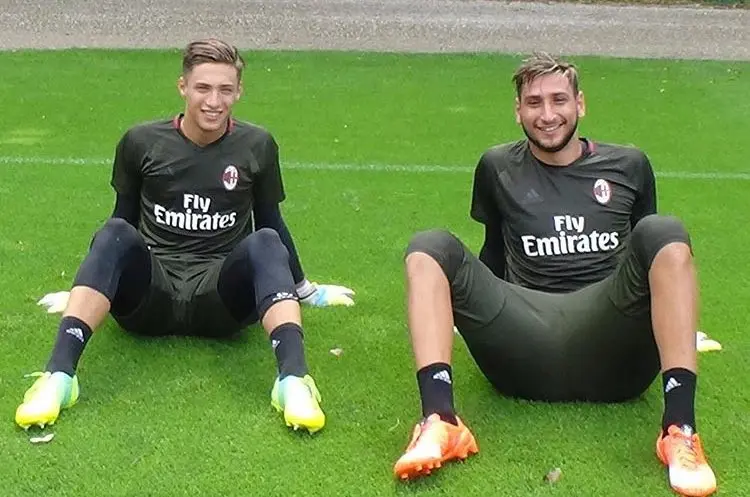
[631,152,657,225]
[253,134,286,205]
[470,152,500,225]
[110,130,143,196]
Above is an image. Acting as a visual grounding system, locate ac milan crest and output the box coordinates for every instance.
[222,165,238,191]
[593,178,612,204]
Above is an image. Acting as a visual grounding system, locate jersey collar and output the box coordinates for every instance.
[172,113,236,141]
[529,138,596,168]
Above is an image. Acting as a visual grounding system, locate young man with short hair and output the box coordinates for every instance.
[393,52,716,497]
[16,38,354,435]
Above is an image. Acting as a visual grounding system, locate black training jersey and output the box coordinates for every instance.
[470,139,656,293]
[110,116,285,274]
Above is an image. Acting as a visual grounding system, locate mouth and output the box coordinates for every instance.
[202,110,223,121]
[537,123,563,133]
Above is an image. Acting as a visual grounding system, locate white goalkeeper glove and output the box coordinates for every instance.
[37,291,70,314]
[696,331,722,352]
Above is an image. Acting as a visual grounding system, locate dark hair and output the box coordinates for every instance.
[182,38,245,79]
[512,52,579,97]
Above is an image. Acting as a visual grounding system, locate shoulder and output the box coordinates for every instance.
[476,140,527,177]
[587,141,655,193]
[230,119,277,149]
[229,119,282,174]
[589,141,651,170]
[125,117,176,139]
[118,117,175,150]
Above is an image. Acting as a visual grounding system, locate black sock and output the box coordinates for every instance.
[45,316,93,376]
[417,363,457,425]
[270,323,308,379]
[662,368,697,435]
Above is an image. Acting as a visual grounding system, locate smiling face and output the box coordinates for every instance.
[176,39,245,146]
[512,53,586,165]
[178,62,242,143]
[516,72,585,154]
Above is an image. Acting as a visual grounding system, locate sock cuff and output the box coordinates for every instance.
[269,322,304,341]
[417,362,452,379]
[662,367,697,379]
[59,316,93,340]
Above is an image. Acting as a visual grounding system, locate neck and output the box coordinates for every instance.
[529,137,584,166]
[179,114,226,147]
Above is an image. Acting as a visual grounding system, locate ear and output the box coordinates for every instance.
[577,91,586,118]
[177,75,187,99]
[514,97,521,125]
[235,83,243,102]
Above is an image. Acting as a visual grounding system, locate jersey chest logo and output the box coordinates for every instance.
[593,178,612,204]
[222,165,239,191]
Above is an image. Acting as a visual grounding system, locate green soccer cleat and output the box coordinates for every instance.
[271,375,325,433]
[15,372,79,430]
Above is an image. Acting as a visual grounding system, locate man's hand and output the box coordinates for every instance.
[298,281,355,307]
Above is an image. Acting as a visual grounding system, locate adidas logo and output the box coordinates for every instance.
[271,339,280,350]
[272,291,297,303]
[521,188,543,205]
[432,370,452,384]
[665,377,682,393]
[65,327,84,343]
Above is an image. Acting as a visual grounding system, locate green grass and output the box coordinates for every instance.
[0,50,748,497]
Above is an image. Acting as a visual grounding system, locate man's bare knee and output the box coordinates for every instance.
[405,229,465,282]
[652,241,693,270]
[631,214,692,271]
[406,252,445,280]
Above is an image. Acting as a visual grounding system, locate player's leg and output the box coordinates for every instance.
[395,229,527,479]
[214,227,324,433]
[609,214,716,496]
[16,218,152,429]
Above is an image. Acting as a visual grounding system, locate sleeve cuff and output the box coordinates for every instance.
[295,279,316,299]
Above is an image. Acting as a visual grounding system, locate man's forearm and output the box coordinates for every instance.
[274,220,306,285]
[111,193,140,228]
[253,203,306,286]
[478,225,506,279]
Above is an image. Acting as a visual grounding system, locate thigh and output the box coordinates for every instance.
[607,244,651,316]
[448,240,514,333]
[458,279,574,401]
[563,277,660,402]
[457,268,659,402]
[448,244,570,398]
[191,256,258,338]
[111,255,180,336]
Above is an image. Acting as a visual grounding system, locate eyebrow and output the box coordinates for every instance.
[193,81,236,88]
[524,91,571,100]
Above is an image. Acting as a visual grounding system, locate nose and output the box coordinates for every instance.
[205,90,220,107]
[540,101,555,122]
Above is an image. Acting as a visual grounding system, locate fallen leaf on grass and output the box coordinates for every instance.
[543,467,562,483]
[30,433,55,444]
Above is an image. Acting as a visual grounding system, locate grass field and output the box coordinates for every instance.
[0,50,748,497]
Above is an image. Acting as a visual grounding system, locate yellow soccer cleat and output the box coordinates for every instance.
[15,372,79,430]
[271,375,325,433]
